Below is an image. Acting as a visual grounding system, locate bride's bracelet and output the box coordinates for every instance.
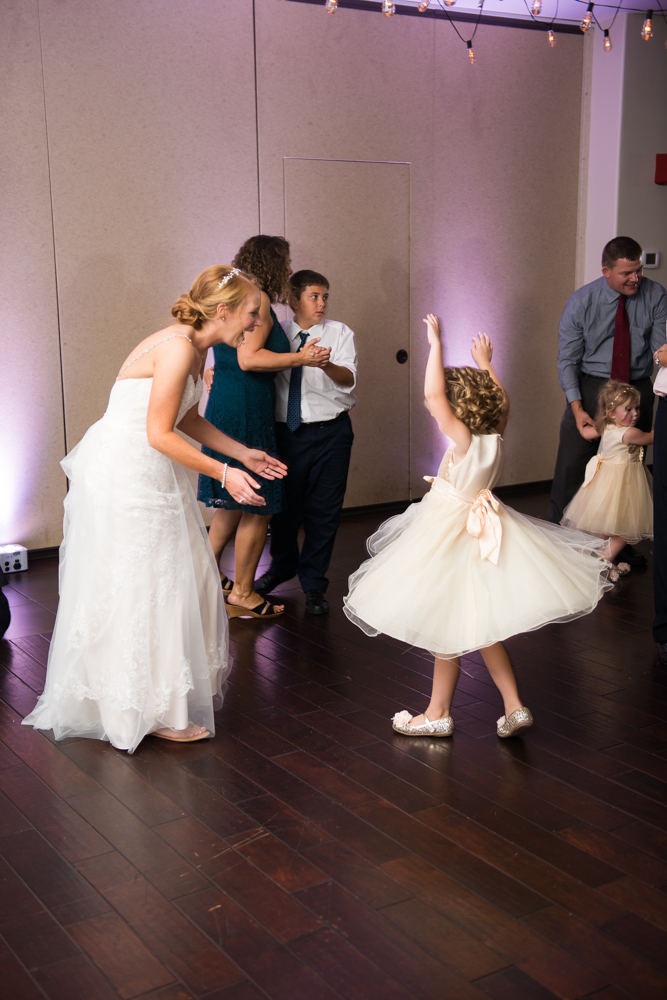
[222,464,228,490]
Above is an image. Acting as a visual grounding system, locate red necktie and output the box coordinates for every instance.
[610,294,630,383]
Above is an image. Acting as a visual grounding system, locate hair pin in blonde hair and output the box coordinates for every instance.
[218,268,242,289]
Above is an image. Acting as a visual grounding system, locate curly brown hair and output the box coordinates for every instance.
[444,367,508,433]
[595,380,641,434]
[232,235,291,305]
[171,265,257,330]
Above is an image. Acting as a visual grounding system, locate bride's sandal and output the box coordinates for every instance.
[152,725,210,742]
[225,597,284,619]
[220,575,234,594]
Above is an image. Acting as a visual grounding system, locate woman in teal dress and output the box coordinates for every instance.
[198,235,330,618]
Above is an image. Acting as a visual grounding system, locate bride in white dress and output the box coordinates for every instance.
[23,265,286,753]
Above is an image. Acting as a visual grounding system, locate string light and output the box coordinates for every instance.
[382,0,395,17]
[325,0,338,11]
[531,0,543,14]
[641,11,653,40]
[467,39,475,64]
[418,1,429,10]
[443,1,456,6]
[547,29,556,47]
[604,28,613,50]
[580,3,594,32]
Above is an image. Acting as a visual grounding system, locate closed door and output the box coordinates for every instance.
[283,157,410,506]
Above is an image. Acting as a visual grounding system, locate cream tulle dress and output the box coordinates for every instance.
[561,423,653,543]
[344,434,612,658]
[23,355,229,753]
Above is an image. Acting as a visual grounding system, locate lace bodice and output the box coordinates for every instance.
[105,374,202,432]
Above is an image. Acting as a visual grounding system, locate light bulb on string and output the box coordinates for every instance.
[603,28,612,51]
[382,0,395,16]
[418,1,429,10]
[443,1,456,6]
[467,40,475,64]
[325,0,338,11]
[547,29,556,47]
[580,3,594,32]
[641,11,653,40]
[531,0,543,15]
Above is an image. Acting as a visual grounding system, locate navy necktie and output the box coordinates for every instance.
[286,331,310,432]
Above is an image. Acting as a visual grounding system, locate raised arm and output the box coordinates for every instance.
[423,315,471,453]
[470,333,509,436]
[237,291,330,372]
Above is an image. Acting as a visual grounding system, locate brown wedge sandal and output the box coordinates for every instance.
[225,597,284,619]
[220,574,234,594]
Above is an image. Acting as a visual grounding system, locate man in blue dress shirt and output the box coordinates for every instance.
[549,237,667,568]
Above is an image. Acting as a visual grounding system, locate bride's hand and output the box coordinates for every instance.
[471,333,493,367]
[243,449,288,481]
[203,366,215,392]
[223,467,266,506]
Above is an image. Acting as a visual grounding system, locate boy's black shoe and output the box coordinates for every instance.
[254,572,290,594]
[305,590,329,615]
[615,544,647,568]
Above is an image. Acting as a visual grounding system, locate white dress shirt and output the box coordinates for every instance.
[275,318,358,423]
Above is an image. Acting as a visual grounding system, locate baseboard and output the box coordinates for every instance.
[28,546,59,560]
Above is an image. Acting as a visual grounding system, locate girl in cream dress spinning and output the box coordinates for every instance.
[344,316,611,739]
[561,380,653,580]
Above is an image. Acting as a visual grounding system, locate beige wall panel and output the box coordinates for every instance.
[430,22,584,487]
[284,158,410,505]
[256,1,583,495]
[38,0,259,452]
[0,0,66,548]
[618,14,667,289]
[255,0,434,498]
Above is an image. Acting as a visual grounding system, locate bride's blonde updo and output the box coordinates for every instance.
[171,265,257,330]
[444,367,508,433]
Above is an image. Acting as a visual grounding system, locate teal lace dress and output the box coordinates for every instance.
[198,308,289,515]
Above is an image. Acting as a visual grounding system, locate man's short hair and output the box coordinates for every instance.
[289,269,329,300]
[602,237,642,269]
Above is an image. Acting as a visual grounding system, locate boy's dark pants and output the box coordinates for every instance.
[653,396,667,643]
[548,373,653,524]
[269,413,353,593]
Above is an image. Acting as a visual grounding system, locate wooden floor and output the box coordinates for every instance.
[2,489,667,1000]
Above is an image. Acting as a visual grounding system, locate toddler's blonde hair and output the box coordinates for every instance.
[595,380,640,435]
[444,367,508,433]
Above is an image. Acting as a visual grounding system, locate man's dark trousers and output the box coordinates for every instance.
[653,396,667,643]
[548,374,653,523]
[269,413,354,593]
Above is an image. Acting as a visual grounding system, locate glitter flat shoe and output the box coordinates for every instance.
[392,710,454,737]
[497,706,534,738]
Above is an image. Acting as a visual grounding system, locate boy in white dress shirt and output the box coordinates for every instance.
[255,270,357,614]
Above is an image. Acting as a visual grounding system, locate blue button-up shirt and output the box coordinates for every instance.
[557,275,667,403]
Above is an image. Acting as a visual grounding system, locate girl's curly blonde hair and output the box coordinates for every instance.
[444,367,508,433]
[595,380,640,435]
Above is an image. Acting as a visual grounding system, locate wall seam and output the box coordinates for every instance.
[36,0,67,457]
[252,0,262,232]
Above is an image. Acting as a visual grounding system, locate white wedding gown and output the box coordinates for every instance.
[23,362,229,753]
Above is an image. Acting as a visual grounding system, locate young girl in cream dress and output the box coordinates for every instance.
[344,316,612,739]
[561,380,653,580]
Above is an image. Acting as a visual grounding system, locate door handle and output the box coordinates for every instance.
[396,350,408,364]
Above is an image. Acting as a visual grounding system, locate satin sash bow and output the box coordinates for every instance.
[424,477,503,565]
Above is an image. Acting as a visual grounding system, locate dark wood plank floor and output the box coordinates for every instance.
[2,488,667,1000]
